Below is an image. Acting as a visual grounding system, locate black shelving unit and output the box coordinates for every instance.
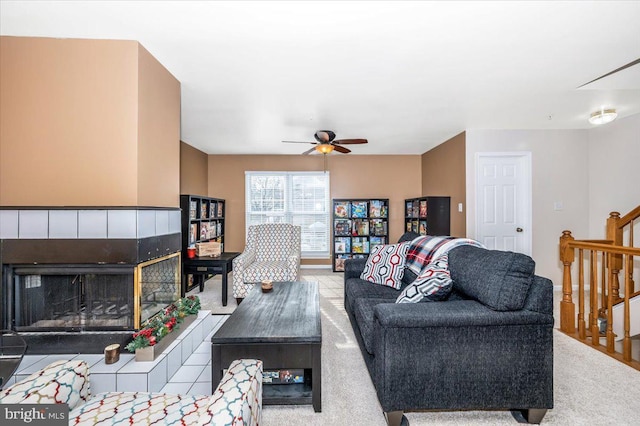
[404,196,450,236]
[180,195,226,289]
[332,198,389,272]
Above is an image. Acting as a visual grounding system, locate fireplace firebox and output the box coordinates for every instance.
[1,252,181,354]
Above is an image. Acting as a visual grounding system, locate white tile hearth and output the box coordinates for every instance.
[7,311,228,396]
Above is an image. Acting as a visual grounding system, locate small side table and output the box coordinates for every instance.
[182,252,240,306]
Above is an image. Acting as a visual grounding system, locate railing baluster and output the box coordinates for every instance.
[578,248,586,339]
[606,252,615,352]
[590,250,600,346]
[623,253,632,361]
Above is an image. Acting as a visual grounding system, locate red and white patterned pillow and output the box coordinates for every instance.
[360,243,410,289]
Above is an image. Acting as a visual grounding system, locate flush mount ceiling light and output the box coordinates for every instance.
[589,108,617,125]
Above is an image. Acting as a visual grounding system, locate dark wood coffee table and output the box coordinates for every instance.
[211,281,322,412]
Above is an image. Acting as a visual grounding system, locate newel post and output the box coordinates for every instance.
[606,212,622,300]
[560,230,576,333]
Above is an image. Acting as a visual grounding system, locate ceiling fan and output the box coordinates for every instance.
[283,130,368,155]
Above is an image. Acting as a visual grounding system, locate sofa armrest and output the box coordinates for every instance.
[199,359,263,426]
[0,359,90,410]
[344,258,367,281]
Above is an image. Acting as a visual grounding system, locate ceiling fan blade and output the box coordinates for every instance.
[301,146,317,155]
[282,140,316,144]
[577,57,640,88]
[333,138,368,145]
[333,145,351,154]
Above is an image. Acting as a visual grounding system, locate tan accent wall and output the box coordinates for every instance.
[421,131,466,237]
[180,142,209,196]
[137,44,181,207]
[207,154,422,265]
[0,36,180,207]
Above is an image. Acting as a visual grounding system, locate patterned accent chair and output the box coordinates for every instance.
[1,358,263,426]
[233,223,301,300]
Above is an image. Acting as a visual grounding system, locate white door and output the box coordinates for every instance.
[475,153,532,255]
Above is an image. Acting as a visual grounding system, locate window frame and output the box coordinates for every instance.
[245,171,331,259]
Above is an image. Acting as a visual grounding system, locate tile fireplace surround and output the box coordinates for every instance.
[0,207,182,354]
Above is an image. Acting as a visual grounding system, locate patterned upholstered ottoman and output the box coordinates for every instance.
[1,358,262,426]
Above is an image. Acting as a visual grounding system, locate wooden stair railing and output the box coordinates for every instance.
[559,231,640,370]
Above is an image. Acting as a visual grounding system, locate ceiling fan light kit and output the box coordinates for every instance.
[282,130,368,155]
[589,108,617,125]
[315,144,335,154]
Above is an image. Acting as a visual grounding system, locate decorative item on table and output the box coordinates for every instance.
[196,241,221,257]
[104,344,120,364]
[125,296,201,361]
[187,245,196,259]
[261,280,273,292]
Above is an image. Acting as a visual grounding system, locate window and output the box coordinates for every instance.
[245,171,330,258]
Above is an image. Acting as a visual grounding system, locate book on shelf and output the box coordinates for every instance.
[419,221,427,235]
[189,223,198,245]
[419,200,427,218]
[411,219,419,234]
[369,200,388,218]
[351,201,368,218]
[352,237,369,254]
[334,254,351,272]
[370,236,386,250]
[201,202,208,219]
[370,219,387,236]
[406,221,412,232]
[334,219,352,236]
[352,254,367,259]
[217,222,222,237]
[334,201,350,218]
[405,201,413,217]
[209,221,216,238]
[217,202,224,218]
[189,201,197,220]
[200,222,209,240]
[334,237,351,254]
[352,219,369,236]
[210,202,216,218]
[412,200,419,218]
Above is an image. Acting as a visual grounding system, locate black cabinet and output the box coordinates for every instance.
[404,196,450,236]
[332,198,389,272]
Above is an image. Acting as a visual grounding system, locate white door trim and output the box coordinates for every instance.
[474,151,532,255]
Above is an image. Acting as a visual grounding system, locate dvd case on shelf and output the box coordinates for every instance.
[351,201,368,218]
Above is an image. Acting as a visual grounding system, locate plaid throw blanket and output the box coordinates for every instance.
[405,236,485,275]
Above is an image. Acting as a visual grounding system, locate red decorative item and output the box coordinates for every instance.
[187,247,196,258]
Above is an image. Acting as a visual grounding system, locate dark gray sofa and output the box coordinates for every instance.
[344,235,554,425]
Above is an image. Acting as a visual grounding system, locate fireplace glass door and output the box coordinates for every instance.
[11,266,134,331]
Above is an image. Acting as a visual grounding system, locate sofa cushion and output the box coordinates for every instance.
[345,278,401,313]
[396,253,452,303]
[0,359,90,410]
[353,298,390,354]
[448,245,535,311]
[360,243,410,289]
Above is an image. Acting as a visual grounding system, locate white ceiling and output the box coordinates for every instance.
[2,1,639,155]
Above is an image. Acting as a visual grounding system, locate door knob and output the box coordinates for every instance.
[516,227,523,232]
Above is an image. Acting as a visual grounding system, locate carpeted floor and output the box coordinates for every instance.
[196,271,640,425]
